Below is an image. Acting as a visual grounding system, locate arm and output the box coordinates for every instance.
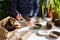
[10,0,23,20]
[10,0,20,18]
[33,0,39,18]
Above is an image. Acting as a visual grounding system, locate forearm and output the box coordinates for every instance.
[11,7,19,17]
[10,0,20,18]
[33,7,39,18]
[33,0,39,18]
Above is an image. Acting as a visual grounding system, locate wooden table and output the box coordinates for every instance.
[16,18,60,40]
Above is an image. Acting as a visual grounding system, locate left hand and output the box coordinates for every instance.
[16,14,23,20]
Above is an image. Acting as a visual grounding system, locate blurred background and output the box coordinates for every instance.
[0,0,60,20]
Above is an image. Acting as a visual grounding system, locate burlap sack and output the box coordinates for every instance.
[0,16,21,39]
[0,16,21,29]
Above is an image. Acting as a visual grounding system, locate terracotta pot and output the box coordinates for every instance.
[48,12,53,19]
[53,12,58,19]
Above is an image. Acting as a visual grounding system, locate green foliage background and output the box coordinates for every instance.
[42,0,60,19]
[0,0,10,20]
[53,0,60,19]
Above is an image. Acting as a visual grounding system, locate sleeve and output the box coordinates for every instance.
[33,0,39,18]
[10,0,20,18]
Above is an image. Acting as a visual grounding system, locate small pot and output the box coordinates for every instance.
[33,24,42,29]
[49,31,60,38]
[36,17,41,23]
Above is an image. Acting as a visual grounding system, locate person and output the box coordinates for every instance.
[10,0,39,20]
[37,0,43,18]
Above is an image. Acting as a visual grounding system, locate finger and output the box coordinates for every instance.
[18,13,22,16]
[16,15,20,20]
[19,14,23,18]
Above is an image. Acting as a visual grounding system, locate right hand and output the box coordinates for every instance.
[16,14,23,20]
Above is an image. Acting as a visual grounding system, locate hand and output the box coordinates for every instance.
[16,14,23,20]
[29,18,34,26]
